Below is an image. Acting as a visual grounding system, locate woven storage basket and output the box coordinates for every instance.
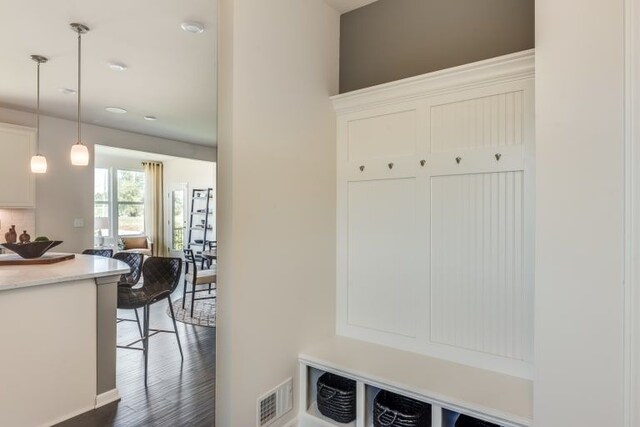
[455,414,499,427]
[316,373,356,423]
[373,390,431,427]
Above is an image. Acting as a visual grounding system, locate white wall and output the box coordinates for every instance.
[534,1,626,426]
[163,157,216,192]
[95,152,145,171]
[216,0,339,425]
[164,157,216,242]
[0,107,216,253]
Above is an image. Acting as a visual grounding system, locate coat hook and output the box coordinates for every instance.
[456,156,462,164]
[359,165,365,172]
[495,153,502,161]
[420,160,426,167]
[388,162,394,170]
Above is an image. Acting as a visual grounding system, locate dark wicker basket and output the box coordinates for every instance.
[373,390,431,427]
[316,373,356,423]
[455,414,499,427]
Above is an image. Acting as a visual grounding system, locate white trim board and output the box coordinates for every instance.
[36,404,96,427]
[95,388,121,408]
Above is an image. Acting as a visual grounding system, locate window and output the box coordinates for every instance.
[117,170,145,236]
[94,168,146,238]
[94,168,110,237]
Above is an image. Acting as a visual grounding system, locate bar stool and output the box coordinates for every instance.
[82,248,113,257]
[113,252,144,337]
[117,257,183,386]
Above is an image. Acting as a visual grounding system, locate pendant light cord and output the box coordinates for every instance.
[36,60,40,154]
[77,31,82,144]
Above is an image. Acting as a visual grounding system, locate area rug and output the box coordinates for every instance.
[168,297,216,328]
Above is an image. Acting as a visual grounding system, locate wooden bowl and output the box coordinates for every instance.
[2,241,63,259]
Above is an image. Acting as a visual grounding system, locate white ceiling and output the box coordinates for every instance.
[325,0,381,14]
[0,0,217,146]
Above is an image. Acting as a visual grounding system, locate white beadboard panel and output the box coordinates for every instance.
[347,178,419,337]
[347,109,418,162]
[430,171,529,361]
[430,91,524,153]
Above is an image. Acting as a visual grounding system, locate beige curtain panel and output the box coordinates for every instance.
[143,161,165,256]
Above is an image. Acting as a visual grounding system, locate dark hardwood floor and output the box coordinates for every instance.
[56,282,216,427]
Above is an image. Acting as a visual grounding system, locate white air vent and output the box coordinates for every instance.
[257,377,293,426]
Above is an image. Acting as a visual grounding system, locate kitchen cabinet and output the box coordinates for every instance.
[0,123,36,208]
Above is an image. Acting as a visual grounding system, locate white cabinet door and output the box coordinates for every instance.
[345,178,420,338]
[0,124,36,208]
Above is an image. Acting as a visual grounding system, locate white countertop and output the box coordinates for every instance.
[0,253,130,292]
[300,336,533,426]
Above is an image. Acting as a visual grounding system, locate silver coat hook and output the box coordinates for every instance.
[359,165,365,172]
[388,162,394,170]
[495,153,502,161]
[456,156,462,164]
[420,160,426,167]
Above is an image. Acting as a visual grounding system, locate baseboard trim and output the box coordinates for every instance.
[95,388,121,408]
[38,404,95,427]
[283,418,298,427]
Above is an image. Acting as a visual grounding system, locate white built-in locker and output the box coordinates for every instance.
[334,50,535,379]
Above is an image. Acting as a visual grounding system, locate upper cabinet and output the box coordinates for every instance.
[0,123,36,208]
[333,50,535,379]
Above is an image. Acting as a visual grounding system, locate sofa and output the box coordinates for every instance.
[120,236,153,257]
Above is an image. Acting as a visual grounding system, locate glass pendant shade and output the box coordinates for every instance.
[70,142,89,166]
[69,23,90,167]
[31,154,48,173]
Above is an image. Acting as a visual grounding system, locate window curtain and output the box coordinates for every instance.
[143,161,165,256]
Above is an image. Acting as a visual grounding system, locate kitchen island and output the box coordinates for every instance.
[0,253,129,427]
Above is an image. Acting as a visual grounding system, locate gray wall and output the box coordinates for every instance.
[340,0,534,93]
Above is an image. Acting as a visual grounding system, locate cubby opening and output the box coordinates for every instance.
[443,409,504,427]
[364,385,382,427]
[305,366,357,427]
[443,409,461,427]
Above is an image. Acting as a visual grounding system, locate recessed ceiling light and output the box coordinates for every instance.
[144,115,157,121]
[181,21,205,34]
[105,106,127,114]
[108,62,127,71]
[59,87,77,95]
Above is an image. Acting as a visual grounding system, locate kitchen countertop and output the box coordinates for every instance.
[0,253,129,291]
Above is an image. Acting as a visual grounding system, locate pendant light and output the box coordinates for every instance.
[30,55,48,174]
[69,23,90,166]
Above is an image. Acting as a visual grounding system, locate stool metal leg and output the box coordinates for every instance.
[190,282,196,318]
[143,305,150,386]
[167,299,184,360]
[134,308,143,338]
[182,278,187,309]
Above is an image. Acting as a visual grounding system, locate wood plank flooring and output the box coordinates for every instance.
[56,284,216,427]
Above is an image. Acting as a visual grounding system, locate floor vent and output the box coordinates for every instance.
[257,377,293,426]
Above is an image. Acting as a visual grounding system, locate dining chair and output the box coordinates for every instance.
[183,249,216,318]
[113,252,145,338]
[117,256,183,386]
[82,248,114,257]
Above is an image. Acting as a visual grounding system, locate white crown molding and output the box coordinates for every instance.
[331,49,535,114]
